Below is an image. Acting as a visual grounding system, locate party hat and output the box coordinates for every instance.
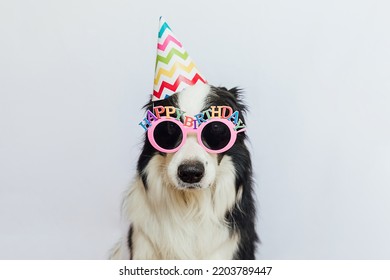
[153,17,207,101]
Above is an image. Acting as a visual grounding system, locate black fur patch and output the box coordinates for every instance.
[127,225,134,260]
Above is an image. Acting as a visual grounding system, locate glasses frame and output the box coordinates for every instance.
[147,117,246,154]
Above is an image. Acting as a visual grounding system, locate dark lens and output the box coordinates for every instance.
[201,121,231,151]
[153,121,183,150]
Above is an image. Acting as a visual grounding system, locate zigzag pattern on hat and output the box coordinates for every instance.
[152,17,206,101]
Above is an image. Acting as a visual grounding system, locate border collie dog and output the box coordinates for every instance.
[110,83,258,259]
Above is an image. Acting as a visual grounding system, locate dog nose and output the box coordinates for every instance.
[177,161,205,184]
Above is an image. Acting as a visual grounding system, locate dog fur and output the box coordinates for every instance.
[110,83,258,259]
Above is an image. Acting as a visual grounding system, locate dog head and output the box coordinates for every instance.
[137,83,248,191]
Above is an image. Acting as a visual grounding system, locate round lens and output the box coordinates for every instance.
[201,121,231,151]
[153,121,183,150]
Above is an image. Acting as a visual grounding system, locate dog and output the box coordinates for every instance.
[109,83,258,259]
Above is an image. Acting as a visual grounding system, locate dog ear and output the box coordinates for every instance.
[227,87,241,98]
[211,86,247,111]
[215,86,243,99]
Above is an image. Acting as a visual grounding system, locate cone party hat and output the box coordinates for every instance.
[152,17,207,101]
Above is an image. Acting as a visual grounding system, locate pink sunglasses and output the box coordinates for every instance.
[147,117,246,153]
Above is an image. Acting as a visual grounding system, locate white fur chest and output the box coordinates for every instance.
[122,155,238,259]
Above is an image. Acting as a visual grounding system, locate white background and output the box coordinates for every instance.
[1,0,389,259]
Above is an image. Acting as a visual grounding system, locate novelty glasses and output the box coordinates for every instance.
[147,117,246,153]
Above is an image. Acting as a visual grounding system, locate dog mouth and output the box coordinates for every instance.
[176,181,203,190]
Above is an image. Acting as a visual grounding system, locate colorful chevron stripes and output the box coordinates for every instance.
[157,35,182,51]
[154,61,196,85]
[152,17,206,101]
[158,21,171,38]
[155,49,188,67]
[153,73,206,100]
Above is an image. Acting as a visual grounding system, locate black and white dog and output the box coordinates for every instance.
[110,83,258,259]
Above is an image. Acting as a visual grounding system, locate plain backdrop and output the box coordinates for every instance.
[1,0,390,259]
